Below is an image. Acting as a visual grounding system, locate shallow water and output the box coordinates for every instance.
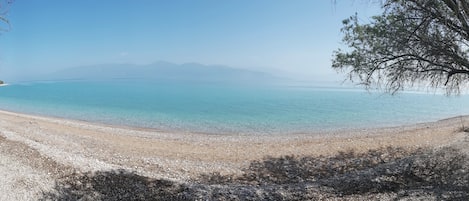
[0,80,468,134]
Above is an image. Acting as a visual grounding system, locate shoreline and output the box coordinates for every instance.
[0,108,467,138]
[0,109,467,168]
[0,109,468,199]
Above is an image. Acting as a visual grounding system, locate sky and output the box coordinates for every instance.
[0,0,382,82]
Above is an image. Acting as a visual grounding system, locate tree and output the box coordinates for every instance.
[332,0,469,94]
[0,0,13,32]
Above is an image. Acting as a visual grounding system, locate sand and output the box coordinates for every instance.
[0,110,467,200]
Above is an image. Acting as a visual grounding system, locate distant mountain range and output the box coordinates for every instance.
[43,61,281,84]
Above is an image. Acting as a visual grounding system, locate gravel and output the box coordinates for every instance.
[0,110,467,200]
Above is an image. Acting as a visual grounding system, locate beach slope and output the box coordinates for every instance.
[0,110,468,200]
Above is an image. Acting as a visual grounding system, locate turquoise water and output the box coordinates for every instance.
[0,80,468,134]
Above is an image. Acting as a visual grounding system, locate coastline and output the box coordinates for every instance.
[0,109,468,199]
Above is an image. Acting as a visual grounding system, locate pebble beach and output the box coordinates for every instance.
[0,110,468,200]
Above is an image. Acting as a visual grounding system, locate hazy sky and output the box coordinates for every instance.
[0,1,382,82]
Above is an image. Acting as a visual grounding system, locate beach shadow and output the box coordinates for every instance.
[319,147,469,199]
[39,169,189,201]
[39,147,469,200]
[201,147,469,199]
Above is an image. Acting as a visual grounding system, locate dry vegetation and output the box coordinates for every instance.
[40,145,469,201]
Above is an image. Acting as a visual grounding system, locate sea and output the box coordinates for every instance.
[0,79,468,135]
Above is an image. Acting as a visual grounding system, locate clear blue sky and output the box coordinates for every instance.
[0,0,382,82]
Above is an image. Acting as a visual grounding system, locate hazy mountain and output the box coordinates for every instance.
[44,61,281,84]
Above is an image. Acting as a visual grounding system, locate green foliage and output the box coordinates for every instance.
[333,0,469,94]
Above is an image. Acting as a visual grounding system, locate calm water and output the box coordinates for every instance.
[0,80,468,134]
